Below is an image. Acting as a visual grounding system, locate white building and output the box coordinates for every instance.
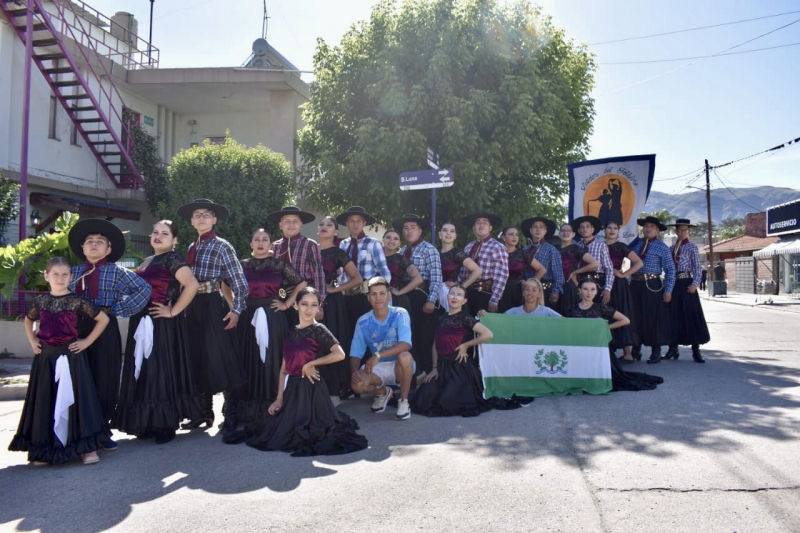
[0,0,308,248]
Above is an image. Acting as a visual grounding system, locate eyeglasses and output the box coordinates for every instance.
[192,212,214,220]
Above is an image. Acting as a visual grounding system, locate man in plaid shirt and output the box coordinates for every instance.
[459,212,508,313]
[572,215,614,304]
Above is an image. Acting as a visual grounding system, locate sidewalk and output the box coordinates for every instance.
[700,289,800,313]
[0,356,31,401]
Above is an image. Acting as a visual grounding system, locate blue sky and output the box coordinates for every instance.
[87,0,800,196]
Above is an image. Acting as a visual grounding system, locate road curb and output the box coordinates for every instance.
[0,383,27,401]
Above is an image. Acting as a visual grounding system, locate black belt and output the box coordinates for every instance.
[472,280,493,292]
[197,280,222,294]
[580,272,606,282]
[676,272,692,280]
[631,274,660,281]
[540,280,553,289]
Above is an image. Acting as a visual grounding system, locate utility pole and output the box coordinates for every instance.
[705,159,714,282]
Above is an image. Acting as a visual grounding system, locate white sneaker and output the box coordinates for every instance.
[371,386,393,413]
[396,398,411,420]
[330,395,341,408]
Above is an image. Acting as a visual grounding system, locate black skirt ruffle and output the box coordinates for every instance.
[8,343,106,464]
[113,310,201,435]
[319,292,351,397]
[609,276,636,348]
[559,280,580,316]
[670,278,711,345]
[498,280,523,314]
[609,351,664,391]
[236,298,287,425]
[79,314,122,423]
[230,377,368,456]
[629,278,672,347]
[412,354,492,417]
[408,289,436,374]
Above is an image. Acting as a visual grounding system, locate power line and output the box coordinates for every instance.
[589,10,800,46]
[600,42,800,65]
[598,17,800,97]
[712,169,762,212]
[653,166,705,182]
[713,135,800,169]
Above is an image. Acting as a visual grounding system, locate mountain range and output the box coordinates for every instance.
[644,186,799,223]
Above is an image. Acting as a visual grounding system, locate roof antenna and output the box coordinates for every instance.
[262,0,269,40]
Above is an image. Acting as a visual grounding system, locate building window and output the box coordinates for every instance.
[48,95,59,140]
[205,136,225,145]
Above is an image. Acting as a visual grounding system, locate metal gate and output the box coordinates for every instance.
[734,257,754,294]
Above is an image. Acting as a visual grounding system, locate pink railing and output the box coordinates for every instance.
[1,291,48,320]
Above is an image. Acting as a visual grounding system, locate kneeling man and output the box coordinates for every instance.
[350,277,414,420]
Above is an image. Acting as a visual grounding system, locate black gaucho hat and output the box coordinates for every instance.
[177,198,230,221]
[667,218,697,228]
[571,215,603,236]
[336,206,377,226]
[462,212,502,228]
[392,214,430,231]
[637,216,667,232]
[68,218,126,263]
[520,216,556,241]
[266,206,315,225]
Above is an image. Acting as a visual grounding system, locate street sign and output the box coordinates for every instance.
[427,146,439,169]
[399,168,454,191]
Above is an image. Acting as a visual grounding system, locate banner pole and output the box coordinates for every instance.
[431,188,437,246]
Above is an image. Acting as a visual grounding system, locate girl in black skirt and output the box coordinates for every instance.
[557,223,599,315]
[10,257,109,465]
[382,228,423,313]
[498,227,546,313]
[604,221,644,363]
[114,221,201,444]
[438,223,482,311]
[317,216,362,401]
[224,288,368,456]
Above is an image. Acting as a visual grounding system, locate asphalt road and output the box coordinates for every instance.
[1,298,799,532]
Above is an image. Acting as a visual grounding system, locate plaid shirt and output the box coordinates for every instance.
[400,240,442,303]
[671,240,702,286]
[460,238,508,306]
[630,238,676,293]
[70,263,151,317]
[339,235,391,283]
[271,236,326,302]
[580,239,614,292]
[524,241,565,295]
[187,236,249,314]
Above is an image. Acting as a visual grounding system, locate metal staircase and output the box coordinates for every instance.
[0,0,156,189]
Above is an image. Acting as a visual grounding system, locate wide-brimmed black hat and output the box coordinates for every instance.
[392,214,430,231]
[572,215,603,236]
[177,198,230,221]
[667,218,697,228]
[266,205,315,224]
[68,218,126,263]
[336,206,377,225]
[637,216,667,232]
[462,212,502,228]
[520,216,556,241]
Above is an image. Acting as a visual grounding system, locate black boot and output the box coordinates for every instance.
[632,346,642,361]
[663,345,679,360]
[692,344,705,363]
[181,393,214,429]
[646,346,662,364]
[221,390,238,432]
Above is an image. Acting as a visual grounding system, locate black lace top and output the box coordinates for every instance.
[386,253,413,289]
[284,322,340,377]
[441,248,469,283]
[136,251,187,305]
[435,310,479,354]
[607,241,633,270]
[508,248,534,282]
[240,256,303,299]
[26,293,100,346]
[567,302,616,321]
[320,246,352,284]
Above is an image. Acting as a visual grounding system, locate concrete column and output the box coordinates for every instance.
[164,109,173,162]
[157,105,166,160]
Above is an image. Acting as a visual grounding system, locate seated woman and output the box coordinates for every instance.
[566,279,663,391]
[502,278,563,318]
[223,287,368,456]
[412,285,495,417]
[382,228,423,313]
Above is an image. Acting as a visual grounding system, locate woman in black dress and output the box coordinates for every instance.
[317,215,363,401]
[499,227,546,313]
[231,229,307,427]
[604,221,643,362]
[382,228,423,313]
[224,288,368,456]
[114,221,201,444]
[438,222,482,311]
[567,280,663,391]
[557,223,600,316]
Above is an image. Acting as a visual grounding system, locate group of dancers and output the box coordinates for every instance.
[9,198,710,466]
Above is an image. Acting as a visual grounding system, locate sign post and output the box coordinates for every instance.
[427,147,440,245]
[399,147,454,245]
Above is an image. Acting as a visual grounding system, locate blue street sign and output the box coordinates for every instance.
[427,146,439,169]
[399,168,454,191]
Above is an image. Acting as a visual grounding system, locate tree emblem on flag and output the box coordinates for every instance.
[534,349,568,375]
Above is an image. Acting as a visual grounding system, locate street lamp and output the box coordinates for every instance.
[30,209,41,228]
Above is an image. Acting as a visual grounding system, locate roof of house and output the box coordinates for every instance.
[699,234,779,253]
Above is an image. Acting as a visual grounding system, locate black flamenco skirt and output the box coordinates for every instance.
[559,280,580,316]
[235,376,368,456]
[411,354,492,417]
[9,343,106,464]
[390,291,412,314]
[465,288,492,315]
[670,278,711,346]
[185,292,246,395]
[113,311,201,435]
[236,298,288,425]
[344,293,372,357]
[629,278,672,347]
[498,280,523,314]
[609,276,636,349]
[79,314,122,423]
[609,350,664,391]
[319,292,351,397]
[408,289,436,374]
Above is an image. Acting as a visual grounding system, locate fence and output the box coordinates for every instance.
[0,290,49,320]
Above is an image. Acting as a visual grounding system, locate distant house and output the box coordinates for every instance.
[754,198,800,295]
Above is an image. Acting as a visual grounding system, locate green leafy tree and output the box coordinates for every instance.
[690,221,713,237]
[717,217,745,240]
[123,108,169,217]
[638,208,677,228]
[165,136,296,255]
[544,350,559,370]
[298,0,595,236]
[0,170,21,246]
